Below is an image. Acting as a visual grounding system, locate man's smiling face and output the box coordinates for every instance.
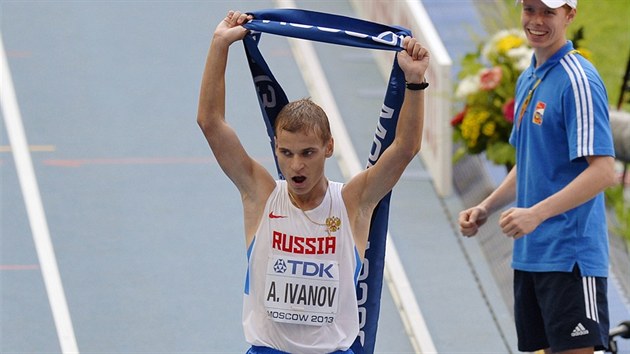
[521,0,575,58]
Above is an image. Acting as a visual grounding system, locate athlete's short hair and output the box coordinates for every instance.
[274,98,332,144]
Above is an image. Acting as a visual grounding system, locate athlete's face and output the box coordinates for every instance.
[275,128,333,196]
[521,0,575,57]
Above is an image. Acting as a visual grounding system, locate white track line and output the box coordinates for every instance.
[271,2,437,352]
[0,34,79,354]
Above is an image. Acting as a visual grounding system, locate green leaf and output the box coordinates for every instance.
[485,141,515,166]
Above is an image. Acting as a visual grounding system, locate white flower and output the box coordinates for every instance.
[455,74,481,100]
[507,46,531,60]
[508,46,534,71]
[516,54,533,71]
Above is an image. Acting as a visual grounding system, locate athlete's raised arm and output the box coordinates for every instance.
[197,11,276,241]
[343,36,430,252]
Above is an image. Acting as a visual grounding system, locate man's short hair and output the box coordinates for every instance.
[275,98,332,143]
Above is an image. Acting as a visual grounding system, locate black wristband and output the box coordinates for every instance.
[405,81,429,91]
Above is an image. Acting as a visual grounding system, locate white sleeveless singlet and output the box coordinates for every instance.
[243,181,361,353]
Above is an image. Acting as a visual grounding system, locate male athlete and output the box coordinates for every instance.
[197,10,430,353]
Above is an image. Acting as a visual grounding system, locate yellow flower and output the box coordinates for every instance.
[461,110,491,147]
[482,29,526,60]
[482,121,496,136]
[476,110,491,124]
[496,34,525,55]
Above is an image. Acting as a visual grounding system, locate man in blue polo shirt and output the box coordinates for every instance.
[458,0,617,353]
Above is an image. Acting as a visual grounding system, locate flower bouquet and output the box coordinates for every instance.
[451,29,532,169]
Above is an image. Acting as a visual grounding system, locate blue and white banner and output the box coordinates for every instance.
[242,9,410,354]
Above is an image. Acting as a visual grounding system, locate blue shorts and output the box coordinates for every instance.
[514,265,609,352]
[246,346,353,354]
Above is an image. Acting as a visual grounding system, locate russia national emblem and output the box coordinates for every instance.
[325,216,341,233]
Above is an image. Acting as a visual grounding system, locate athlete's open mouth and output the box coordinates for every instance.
[292,176,306,183]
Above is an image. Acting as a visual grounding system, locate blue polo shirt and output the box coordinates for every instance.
[509,41,615,277]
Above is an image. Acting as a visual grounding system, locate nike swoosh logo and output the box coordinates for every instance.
[268,212,287,219]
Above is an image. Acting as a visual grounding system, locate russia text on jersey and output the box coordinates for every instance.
[272,231,337,254]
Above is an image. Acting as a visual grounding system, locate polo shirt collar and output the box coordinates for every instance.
[528,40,575,79]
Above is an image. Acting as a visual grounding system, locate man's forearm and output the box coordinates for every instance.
[531,156,616,222]
[197,38,230,131]
[480,166,517,215]
[395,89,425,157]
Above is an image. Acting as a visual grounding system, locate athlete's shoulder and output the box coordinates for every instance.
[559,52,603,81]
[555,52,606,98]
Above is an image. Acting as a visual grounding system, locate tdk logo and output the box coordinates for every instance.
[279,259,334,278]
[273,259,287,273]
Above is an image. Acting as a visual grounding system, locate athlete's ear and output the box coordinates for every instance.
[325,137,334,158]
[566,8,576,23]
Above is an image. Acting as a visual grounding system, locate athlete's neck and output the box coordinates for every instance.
[288,179,329,211]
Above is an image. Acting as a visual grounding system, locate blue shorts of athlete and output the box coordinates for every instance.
[514,264,609,352]
[247,346,353,354]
